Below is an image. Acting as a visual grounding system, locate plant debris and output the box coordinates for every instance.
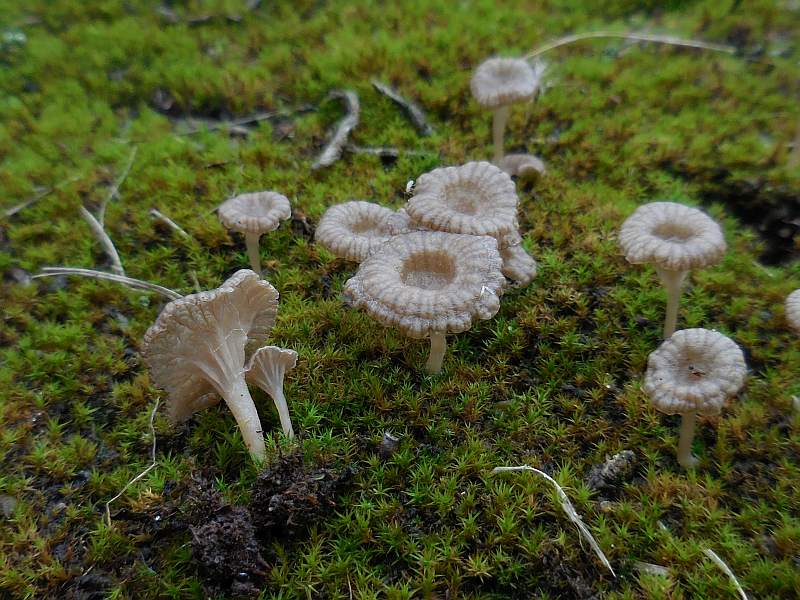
[584,450,636,492]
[312,90,360,170]
[371,79,434,136]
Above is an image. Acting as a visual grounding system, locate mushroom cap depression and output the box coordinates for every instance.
[470,57,543,108]
[142,269,279,422]
[618,201,726,272]
[407,162,519,240]
[218,191,292,235]
[786,289,800,332]
[315,200,401,262]
[343,231,505,339]
[643,328,746,416]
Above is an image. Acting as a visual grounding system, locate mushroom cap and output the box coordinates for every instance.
[496,153,546,180]
[618,202,726,272]
[643,328,746,416]
[500,243,538,285]
[315,200,398,262]
[381,207,418,236]
[218,191,291,235]
[407,161,519,240]
[787,289,800,332]
[245,345,299,393]
[343,231,505,339]
[141,269,279,422]
[470,57,543,108]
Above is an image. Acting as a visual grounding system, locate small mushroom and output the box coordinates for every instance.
[218,191,292,274]
[470,57,545,162]
[618,202,726,338]
[343,230,505,374]
[315,200,398,262]
[141,269,279,461]
[644,328,746,468]
[786,289,800,332]
[496,153,546,180]
[245,346,298,439]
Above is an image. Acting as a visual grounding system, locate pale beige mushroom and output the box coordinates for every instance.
[470,57,546,162]
[343,231,505,374]
[315,200,397,262]
[496,153,546,180]
[644,328,746,468]
[141,269,279,461]
[218,191,291,274]
[786,289,800,333]
[245,346,298,439]
[618,202,726,338]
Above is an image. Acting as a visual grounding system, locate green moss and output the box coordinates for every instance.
[1,0,799,598]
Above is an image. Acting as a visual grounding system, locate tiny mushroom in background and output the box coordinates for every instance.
[315,200,400,262]
[245,346,298,439]
[786,289,800,332]
[407,161,537,285]
[142,269,280,461]
[470,57,546,163]
[496,153,546,181]
[218,191,292,274]
[344,230,505,374]
[644,328,746,468]
[618,201,726,338]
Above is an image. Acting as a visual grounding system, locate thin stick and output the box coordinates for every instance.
[703,548,748,600]
[79,206,126,276]
[524,31,735,60]
[312,90,360,170]
[492,465,616,577]
[4,175,81,218]
[345,144,429,159]
[177,110,281,136]
[98,146,138,226]
[33,267,182,300]
[105,398,160,527]
[371,79,434,136]
[149,208,191,239]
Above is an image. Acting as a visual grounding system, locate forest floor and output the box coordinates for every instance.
[1,1,799,598]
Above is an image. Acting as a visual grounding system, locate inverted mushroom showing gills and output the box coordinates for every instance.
[218,191,292,274]
[343,231,505,374]
[245,346,298,439]
[315,200,397,262]
[786,289,800,333]
[618,202,726,338]
[142,269,279,461]
[644,328,746,468]
[470,57,545,163]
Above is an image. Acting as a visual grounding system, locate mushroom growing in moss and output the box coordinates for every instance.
[618,201,726,338]
[245,346,298,439]
[470,57,546,163]
[343,230,505,374]
[315,200,397,262]
[218,191,292,274]
[142,269,279,461]
[644,328,746,468]
[786,289,800,332]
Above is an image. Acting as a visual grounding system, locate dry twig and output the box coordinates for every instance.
[98,146,138,226]
[345,144,428,159]
[312,90,360,170]
[371,79,434,136]
[4,176,81,218]
[105,398,161,527]
[703,549,748,600]
[149,208,191,239]
[33,267,182,300]
[492,465,616,577]
[79,206,126,276]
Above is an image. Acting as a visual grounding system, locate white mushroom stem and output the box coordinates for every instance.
[656,268,688,338]
[245,346,297,439]
[222,375,266,461]
[426,333,447,374]
[492,105,511,163]
[677,411,699,468]
[245,232,262,274]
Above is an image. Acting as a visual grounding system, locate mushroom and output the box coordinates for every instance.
[218,191,292,274]
[141,269,280,461]
[343,230,505,374]
[618,202,726,338]
[786,289,800,332]
[496,153,546,180]
[315,200,398,262]
[245,346,298,439]
[643,328,746,468]
[470,57,546,162]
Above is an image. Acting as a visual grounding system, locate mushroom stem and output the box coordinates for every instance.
[425,332,447,374]
[657,268,688,338]
[222,375,266,461]
[270,385,295,439]
[492,105,511,163]
[677,411,699,468]
[244,232,262,274]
